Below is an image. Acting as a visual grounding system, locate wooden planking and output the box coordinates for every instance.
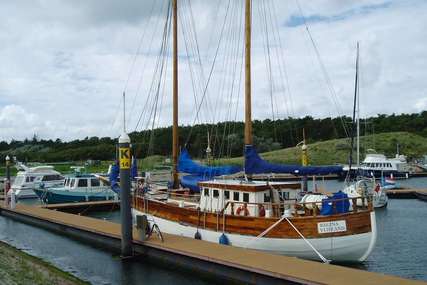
[134,197,372,239]
[0,204,423,285]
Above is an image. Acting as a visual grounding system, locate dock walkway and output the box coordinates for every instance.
[0,204,425,285]
[387,188,427,199]
[39,200,119,213]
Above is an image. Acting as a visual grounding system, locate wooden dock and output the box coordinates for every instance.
[40,200,120,213]
[0,204,424,285]
[386,188,427,199]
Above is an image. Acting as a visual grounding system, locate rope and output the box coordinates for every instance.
[283,216,331,263]
[244,213,331,263]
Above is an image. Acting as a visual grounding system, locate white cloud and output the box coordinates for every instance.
[0,0,426,142]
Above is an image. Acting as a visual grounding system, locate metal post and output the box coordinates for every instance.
[301,130,308,192]
[4,155,11,207]
[5,155,10,193]
[119,133,132,257]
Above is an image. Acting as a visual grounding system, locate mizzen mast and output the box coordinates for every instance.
[244,0,252,146]
[172,0,179,188]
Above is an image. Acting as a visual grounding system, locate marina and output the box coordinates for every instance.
[0,201,424,285]
[1,0,427,284]
[0,178,424,283]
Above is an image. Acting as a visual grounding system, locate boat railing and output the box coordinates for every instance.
[133,190,372,219]
[220,195,372,218]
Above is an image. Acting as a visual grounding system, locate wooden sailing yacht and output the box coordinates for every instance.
[132,0,377,263]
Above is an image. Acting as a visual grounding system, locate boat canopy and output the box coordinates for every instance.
[244,145,343,176]
[180,175,205,192]
[178,149,241,177]
[109,157,138,194]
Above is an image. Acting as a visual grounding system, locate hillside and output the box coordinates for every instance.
[218,132,427,166]
[1,132,426,176]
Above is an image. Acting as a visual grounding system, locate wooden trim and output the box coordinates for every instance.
[133,197,372,239]
[197,182,301,192]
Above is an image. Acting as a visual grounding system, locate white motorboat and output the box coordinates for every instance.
[12,162,64,199]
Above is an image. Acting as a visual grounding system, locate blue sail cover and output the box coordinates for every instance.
[244,145,343,176]
[109,159,138,194]
[178,149,241,192]
[180,175,205,192]
[178,149,241,177]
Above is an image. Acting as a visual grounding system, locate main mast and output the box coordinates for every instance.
[356,42,360,167]
[244,0,252,146]
[172,0,179,188]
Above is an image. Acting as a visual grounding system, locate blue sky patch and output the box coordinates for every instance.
[286,1,392,27]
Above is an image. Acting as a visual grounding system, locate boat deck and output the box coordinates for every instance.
[0,203,424,285]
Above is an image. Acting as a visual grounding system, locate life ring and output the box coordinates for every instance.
[236,205,250,216]
[258,205,266,217]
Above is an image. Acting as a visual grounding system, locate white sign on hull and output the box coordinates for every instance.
[317,220,347,234]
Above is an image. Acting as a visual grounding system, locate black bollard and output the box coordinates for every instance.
[119,133,132,257]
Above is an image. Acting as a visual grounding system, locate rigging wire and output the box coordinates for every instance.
[127,0,166,129]
[257,0,278,142]
[218,0,244,158]
[110,0,157,134]
[134,2,172,132]
[294,0,349,138]
[184,0,232,147]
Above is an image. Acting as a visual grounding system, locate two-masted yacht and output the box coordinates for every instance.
[132,0,376,263]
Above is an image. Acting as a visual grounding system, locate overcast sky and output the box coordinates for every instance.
[0,0,426,142]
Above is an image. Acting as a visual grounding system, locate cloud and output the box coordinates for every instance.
[0,0,426,142]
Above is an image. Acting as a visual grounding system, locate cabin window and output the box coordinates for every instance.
[224,190,230,200]
[264,193,271,202]
[280,191,290,200]
[26,177,35,182]
[78,179,88,187]
[42,174,62,181]
[233,192,240,201]
[204,188,209,197]
[91,179,100,187]
[243,193,249,203]
[213,189,219,198]
[70,179,75,188]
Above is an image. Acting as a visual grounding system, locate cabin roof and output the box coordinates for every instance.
[198,179,300,192]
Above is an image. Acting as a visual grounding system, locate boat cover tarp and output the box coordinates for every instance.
[178,149,241,176]
[109,158,138,194]
[180,175,207,192]
[244,145,343,175]
[320,191,350,215]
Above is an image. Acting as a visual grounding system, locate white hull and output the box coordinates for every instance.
[132,209,377,263]
[373,191,388,208]
[13,187,38,199]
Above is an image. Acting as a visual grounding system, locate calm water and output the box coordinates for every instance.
[1,178,427,283]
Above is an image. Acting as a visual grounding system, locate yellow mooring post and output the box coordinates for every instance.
[119,92,132,258]
[4,155,10,207]
[301,129,308,192]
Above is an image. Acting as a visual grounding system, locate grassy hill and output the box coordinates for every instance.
[1,132,426,176]
[218,132,427,166]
